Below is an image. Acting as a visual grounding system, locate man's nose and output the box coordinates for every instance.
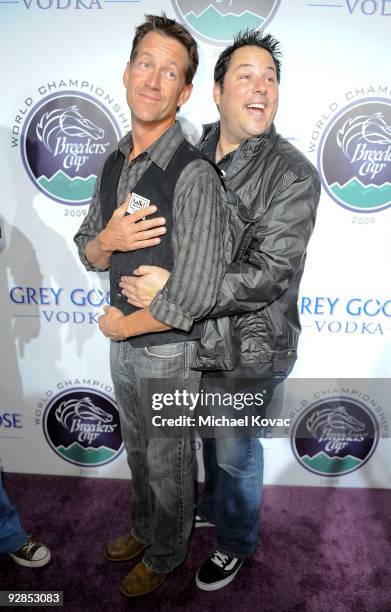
[252,79,267,94]
[145,68,161,90]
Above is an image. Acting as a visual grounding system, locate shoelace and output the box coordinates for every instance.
[211,550,230,568]
[21,539,37,556]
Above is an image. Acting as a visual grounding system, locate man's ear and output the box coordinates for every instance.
[123,62,130,88]
[178,83,193,108]
[213,81,221,106]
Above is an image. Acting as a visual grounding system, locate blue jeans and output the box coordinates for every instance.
[199,436,263,558]
[110,340,201,574]
[197,367,285,558]
[0,483,28,555]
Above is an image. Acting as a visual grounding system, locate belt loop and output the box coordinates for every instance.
[121,339,130,364]
[184,341,189,379]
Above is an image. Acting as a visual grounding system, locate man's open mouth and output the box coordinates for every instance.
[245,103,265,115]
[246,102,265,117]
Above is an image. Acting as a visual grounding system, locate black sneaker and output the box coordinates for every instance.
[194,514,215,528]
[196,550,244,591]
[9,537,51,568]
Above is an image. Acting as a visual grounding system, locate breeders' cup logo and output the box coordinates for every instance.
[292,397,378,476]
[21,92,121,205]
[172,0,280,45]
[319,98,391,212]
[43,388,123,467]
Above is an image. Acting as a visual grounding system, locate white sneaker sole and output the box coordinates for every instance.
[195,560,243,591]
[195,521,215,528]
[10,549,51,568]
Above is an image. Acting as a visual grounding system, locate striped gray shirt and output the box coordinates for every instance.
[74,122,227,331]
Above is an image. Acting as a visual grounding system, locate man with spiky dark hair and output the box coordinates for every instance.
[119,29,320,590]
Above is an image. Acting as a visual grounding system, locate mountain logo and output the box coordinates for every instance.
[172,0,280,45]
[43,388,123,467]
[291,397,378,477]
[318,97,391,212]
[21,92,121,205]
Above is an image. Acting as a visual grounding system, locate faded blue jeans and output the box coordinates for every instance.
[197,366,287,558]
[110,340,201,574]
[0,483,28,555]
[199,436,263,558]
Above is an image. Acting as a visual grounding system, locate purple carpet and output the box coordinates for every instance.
[0,473,390,611]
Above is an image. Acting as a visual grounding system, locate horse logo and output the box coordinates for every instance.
[21,91,121,205]
[43,387,123,468]
[292,396,378,477]
[318,97,391,212]
[55,396,113,431]
[337,112,391,159]
[307,405,365,439]
[36,106,104,153]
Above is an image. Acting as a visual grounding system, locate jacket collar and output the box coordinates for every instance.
[200,121,277,159]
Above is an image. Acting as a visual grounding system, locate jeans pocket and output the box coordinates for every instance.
[144,343,185,359]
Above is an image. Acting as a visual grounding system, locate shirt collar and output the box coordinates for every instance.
[117,122,185,170]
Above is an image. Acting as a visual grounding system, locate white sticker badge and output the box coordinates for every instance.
[126,192,151,216]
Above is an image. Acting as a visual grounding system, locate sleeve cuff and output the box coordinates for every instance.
[78,251,98,272]
[74,236,102,272]
[149,291,194,332]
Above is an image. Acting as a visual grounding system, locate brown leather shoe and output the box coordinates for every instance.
[104,534,146,562]
[119,561,170,597]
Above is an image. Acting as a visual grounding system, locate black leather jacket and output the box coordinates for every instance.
[192,122,321,373]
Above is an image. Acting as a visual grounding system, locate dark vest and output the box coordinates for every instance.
[100,140,207,348]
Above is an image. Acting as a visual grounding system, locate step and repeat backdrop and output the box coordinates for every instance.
[0,1,390,489]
